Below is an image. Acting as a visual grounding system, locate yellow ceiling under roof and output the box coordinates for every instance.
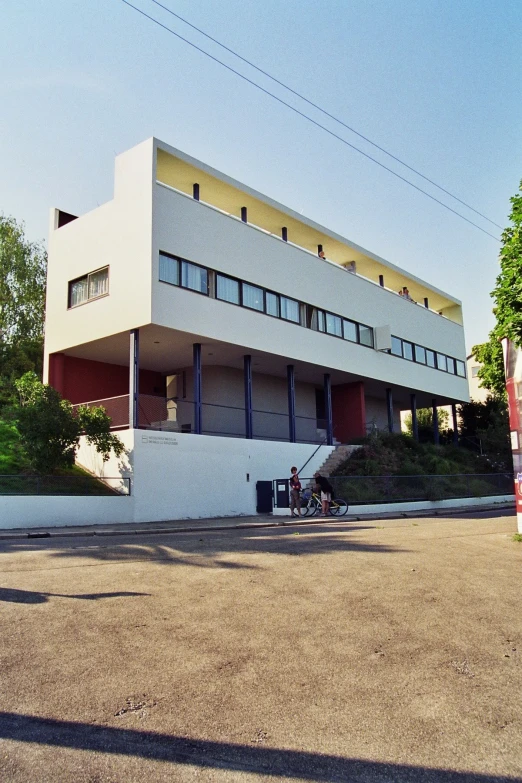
[156,147,462,324]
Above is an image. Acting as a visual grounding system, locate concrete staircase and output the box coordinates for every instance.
[311,443,360,479]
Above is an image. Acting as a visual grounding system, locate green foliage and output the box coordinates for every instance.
[0,215,47,408]
[474,181,522,396]
[403,407,450,443]
[513,533,522,543]
[459,396,512,471]
[0,419,27,473]
[13,372,124,474]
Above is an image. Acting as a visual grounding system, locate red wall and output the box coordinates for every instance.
[48,353,164,404]
[331,381,366,442]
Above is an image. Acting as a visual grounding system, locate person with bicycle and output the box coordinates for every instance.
[289,466,302,517]
[313,472,334,516]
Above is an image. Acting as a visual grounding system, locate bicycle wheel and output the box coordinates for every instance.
[330,498,348,516]
[304,497,320,517]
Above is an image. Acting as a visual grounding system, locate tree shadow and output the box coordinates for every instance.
[0,524,406,570]
[0,587,149,604]
[0,712,518,783]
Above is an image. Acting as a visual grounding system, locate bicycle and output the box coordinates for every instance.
[301,490,348,517]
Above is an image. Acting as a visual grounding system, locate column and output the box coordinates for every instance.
[129,329,139,429]
[452,403,459,445]
[241,206,248,223]
[282,227,288,242]
[410,393,418,441]
[432,398,439,445]
[324,373,333,446]
[386,388,394,433]
[193,343,202,434]
[379,275,384,287]
[244,354,253,439]
[193,183,200,200]
[287,364,296,443]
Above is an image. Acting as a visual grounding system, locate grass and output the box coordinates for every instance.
[513,533,522,543]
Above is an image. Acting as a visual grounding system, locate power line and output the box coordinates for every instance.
[117,0,500,242]
[150,0,503,232]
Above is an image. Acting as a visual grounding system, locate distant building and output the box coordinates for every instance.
[467,353,489,403]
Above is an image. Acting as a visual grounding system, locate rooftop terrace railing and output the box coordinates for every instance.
[157,179,455,321]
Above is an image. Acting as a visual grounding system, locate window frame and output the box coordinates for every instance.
[216,272,241,305]
[68,266,110,309]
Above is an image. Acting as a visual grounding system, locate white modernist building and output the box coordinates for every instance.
[42,137,469,521]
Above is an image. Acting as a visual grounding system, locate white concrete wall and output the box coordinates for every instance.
[365,395,401,432]
[152,185,468,401]
[44,139,156,375]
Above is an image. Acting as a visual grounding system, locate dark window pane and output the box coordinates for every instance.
[403,341,414,361]
[266,292,279,317]
[391,336,403,356]
[326,313,342,337]
[159,254,179,286]
[359,325,373,347]
[182,261,208,294]
[415,345,426,364]
[426,350,436,368]
[242,282,264,311]
[436,353,447,372]
[281,297,300,323]
[216,275,239,304]
[343,320,358,342]
[456,360,466,377]
[69,277,88,307]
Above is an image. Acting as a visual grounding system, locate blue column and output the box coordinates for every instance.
[282,226,288,242]
[324,373,333,446]
[193,343,202,434]
[452,403,459,445]
[386,388,394,433]
[287,364,296,443]
[379,274,384,287]
[244,355,253,439]
[129,329,139,429]
[193,183,200,201]
[241,206,248,223]
[410,393,418,441]
[432,398,439,445]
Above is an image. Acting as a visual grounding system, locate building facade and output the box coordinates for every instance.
[42,138,469,519]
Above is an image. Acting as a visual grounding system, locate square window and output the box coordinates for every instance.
[216,275,240,304]
[69,276,88,307]
[359,325,373,347]
[280,296,300,323]
[326,313,342,337]
[88,268,109,299]
[436,353,447,372]
[181,261,208,294]
[242,282,264,311]
[391,336,403,356]
[403,341,414,361]
[426,350,436,368]
[68,267,109,308]
[456,361,466,377]
[343,320,358,342]
[415,345,426,364]
[471,366,480,378]
[159,253,179,286]
[447,357,456,374]
[266,292,279,317]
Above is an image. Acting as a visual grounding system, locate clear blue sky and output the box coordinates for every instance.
[1,0,521,352]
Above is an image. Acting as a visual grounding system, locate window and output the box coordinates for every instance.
[343,320,358,343]
[159,253,179,286]
[359,324,373,347]
[266,291,279,317]
[403,341,414,361]
[391,336,403,357]
[280,296,300,323]
[415,345,426,364]
[326,313,342,337]
[456,360,466,377]
[242,282,264,311]
[446,357,456,374]
[216,274,240,304]
[181,261,208,294]
[68,267,109,308]
[426,349,436,368]
[471,366,480,378]
[436,353,447,372]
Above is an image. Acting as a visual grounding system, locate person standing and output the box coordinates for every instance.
[314,472,334,516]
[289,466,302,517]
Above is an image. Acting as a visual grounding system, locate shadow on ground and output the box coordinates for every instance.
[0,588,149,604]
[0,524,407,570]
[0,712,518,783]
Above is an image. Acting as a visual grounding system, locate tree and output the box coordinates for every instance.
[472,181,522,397]
[459,396,512,471]
[0,215,47,407]
[14,372,124,474]
[404,407,450,443]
